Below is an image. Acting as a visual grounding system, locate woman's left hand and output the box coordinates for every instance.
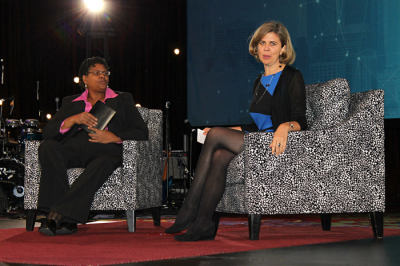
[269,123,289,155]
[88,127,121,144]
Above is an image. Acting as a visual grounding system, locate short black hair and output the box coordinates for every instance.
[78,57,110,89]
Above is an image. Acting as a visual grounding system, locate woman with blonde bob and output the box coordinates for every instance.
[166,21,307,241]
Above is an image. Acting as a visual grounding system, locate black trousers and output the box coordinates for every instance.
[37,131,122,223]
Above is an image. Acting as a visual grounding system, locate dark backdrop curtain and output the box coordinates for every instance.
[0,0,187,149]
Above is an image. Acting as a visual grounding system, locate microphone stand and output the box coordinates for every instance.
[0,102,4,156]
[0,59,5,156]
[164,101,171,205]
[36,81,41,120]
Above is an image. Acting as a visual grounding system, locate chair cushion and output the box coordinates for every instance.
[226,151,245,185]
[306,78,350,130]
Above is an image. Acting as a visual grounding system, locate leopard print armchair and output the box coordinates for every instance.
[24,108,163,232]
[217,78,385,240]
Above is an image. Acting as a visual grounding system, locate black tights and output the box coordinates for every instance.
[175,127,244,233]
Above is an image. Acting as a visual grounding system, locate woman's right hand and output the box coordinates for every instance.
[62,112,97,130]
[73,112,98,127]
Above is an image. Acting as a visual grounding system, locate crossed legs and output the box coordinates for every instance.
[165,127,244,241]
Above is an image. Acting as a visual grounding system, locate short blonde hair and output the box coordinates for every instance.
[249,21,296,65]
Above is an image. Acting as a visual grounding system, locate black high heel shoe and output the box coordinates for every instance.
[174,223,217,241]
[165,208,199,234]
[165,214,196,234]
[174,214,220,241]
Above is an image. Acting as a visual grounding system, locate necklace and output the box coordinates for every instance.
[264,73,275,87]
[255,74,275,104]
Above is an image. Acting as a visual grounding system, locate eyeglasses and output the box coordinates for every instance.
[87,70,111,77]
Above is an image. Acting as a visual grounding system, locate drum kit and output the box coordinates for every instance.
[0,99,43,213]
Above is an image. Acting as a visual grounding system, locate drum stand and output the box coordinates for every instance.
[0,99,25,214]
[0,103,6,156]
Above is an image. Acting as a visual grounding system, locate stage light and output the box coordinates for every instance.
[74,76,80,84]
[0,99,3,106]
[84,0,105,13]
[46,113,52,120]
[135,103,141,107]
[174,48,180,55]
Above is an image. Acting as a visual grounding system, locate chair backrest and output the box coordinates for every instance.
[305,78,350,130]
[137,107,163,148]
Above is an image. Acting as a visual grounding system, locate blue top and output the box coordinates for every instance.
[249,71,282,132]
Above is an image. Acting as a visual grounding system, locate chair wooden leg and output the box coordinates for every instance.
[248,214,261,240]
[370,212,384,239]
[151,207,161,226]
[320,213,332,231]
[25,209,37,231]
[126,210,136,232]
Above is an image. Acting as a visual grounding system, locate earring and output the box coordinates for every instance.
[84,83,87,88]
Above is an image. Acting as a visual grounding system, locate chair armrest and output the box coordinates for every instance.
[243,90,384,214]
[24,140,42,209]
[122,140,163,209]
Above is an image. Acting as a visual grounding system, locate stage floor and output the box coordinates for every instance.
[1,212,400,266]
[132,235,400,266]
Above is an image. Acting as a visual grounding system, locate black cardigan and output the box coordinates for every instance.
[246,65,307,131]
[43,91,148,141]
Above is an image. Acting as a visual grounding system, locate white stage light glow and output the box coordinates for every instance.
[46,113,52,120]
[174,48,180,55]
[73,76,80,84]
[84,0,105,13]
[135,103,142,107]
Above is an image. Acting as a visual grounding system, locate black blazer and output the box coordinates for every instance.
[250,65,307,131]
[43,91,148,141]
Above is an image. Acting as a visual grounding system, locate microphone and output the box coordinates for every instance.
[36,80,39,101]
[9,98,14,115]
[1,58,4,85]
[55,97,60,111]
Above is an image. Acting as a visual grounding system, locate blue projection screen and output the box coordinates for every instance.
[187,0,400,126]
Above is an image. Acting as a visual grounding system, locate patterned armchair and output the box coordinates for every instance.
[217,78,385,240]
[24,108,163,232]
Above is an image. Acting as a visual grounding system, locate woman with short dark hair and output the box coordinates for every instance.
[37,57,148,236]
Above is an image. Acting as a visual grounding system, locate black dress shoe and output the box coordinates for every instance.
[38,219,57,236]
[56,222,78,235]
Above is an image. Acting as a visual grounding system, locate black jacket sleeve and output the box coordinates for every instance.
[42,95,82,140]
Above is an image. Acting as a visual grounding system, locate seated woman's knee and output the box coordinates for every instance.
[39,139,59,154]
[212,149,234,165]
[206,127,225,142]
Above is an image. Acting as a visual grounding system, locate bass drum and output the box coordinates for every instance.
[0,158,25,211]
